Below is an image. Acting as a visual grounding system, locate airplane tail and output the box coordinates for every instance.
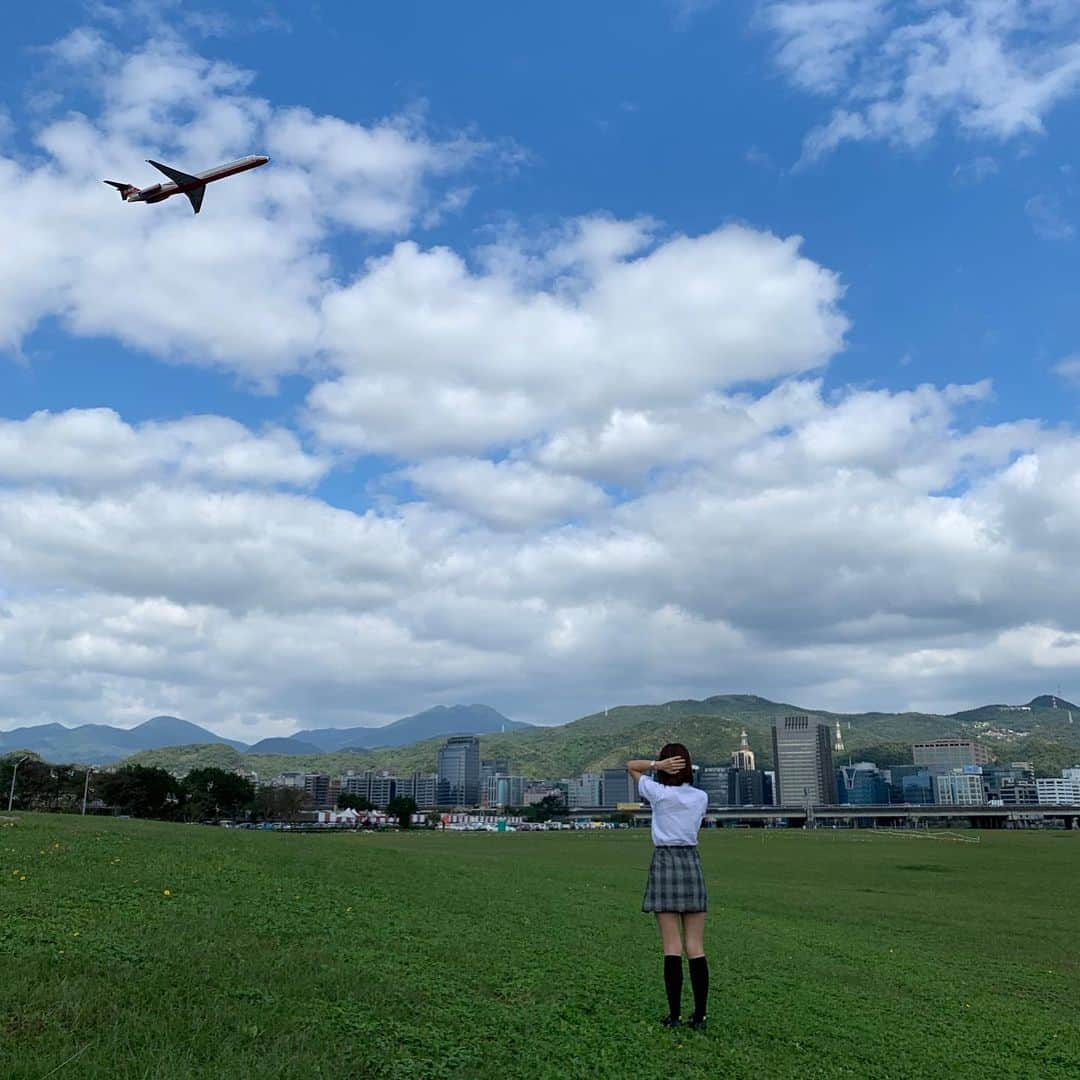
[104,179,137,200]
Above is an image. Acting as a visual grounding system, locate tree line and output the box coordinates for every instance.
[3,753,568,826]
[1,755,423,825]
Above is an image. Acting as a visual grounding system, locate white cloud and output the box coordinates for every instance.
[759,1,1080,160]
[309,223,848,456]
[4,23,1080,739]
[670,0,723,26]
[1053,354,1080,383]
[3,377,1080,735]
[952,155,1000,185]
[0,409,327,489]
[404,458,609,529]
[760,0,887,95]
[1025,192,1075,239]
[0,32,493,383]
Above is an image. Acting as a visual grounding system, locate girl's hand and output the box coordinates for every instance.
[656,756,686,773]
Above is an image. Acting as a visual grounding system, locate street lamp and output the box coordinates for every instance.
[7,756,28,812]
[82,767,96,816]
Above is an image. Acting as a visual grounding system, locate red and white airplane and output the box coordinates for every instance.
[104,155,269,214]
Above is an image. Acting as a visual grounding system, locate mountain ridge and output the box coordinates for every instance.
[117,693,1080,779]
[0,704,528,764]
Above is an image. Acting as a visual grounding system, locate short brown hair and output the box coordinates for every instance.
[656,742,693,786]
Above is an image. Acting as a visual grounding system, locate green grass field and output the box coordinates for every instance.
[2,816,1078,1079]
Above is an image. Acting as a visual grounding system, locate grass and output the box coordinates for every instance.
[1,815,1079,1079]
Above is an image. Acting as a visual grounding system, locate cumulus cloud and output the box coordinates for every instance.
[0,31,493,382]
[0,409,328,489]
[758,1,1080,160]
[3,23,1080,738]
[309,223,848,456]
[404,458,610,529]
[3,377,1079,735]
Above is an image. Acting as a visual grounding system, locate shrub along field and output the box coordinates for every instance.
[1,816,1078,1079]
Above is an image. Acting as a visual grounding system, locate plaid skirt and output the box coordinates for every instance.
[642,845,707,913]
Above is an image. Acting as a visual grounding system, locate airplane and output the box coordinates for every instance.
[103,155,269,214]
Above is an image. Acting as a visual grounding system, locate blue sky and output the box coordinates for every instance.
[2,1,1079,736]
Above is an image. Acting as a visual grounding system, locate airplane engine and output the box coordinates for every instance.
[139,183,163,199]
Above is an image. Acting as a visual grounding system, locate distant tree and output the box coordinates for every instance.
[98,765,184,820]
[425,811,443,829]
[2,754,43,810]
[337,792,374,812]
[524,794,567,823]
[183,768,255,820]
[387,795,418,829]
[254,786,305,822]
[2,756,98,813]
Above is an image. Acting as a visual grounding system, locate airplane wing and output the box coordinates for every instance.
[147,159,201,186]
[185,185,206,215]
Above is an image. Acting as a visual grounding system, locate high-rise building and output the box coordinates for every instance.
[833,720,845,754]
[601,769,637,807]
[567,773,602,808]
[698,766,732,809]
[762,771,776,806]
[1036,777,1080,804]
[481,758,511,784]
[699,764,768,807]
[885,765,933,804]
[485,775,529,808]
[836,763,889,805]
[771,716,837,805]
[369,772,399,809]
[303,773,332,809]
[341,771,373,801]
[731,730,755,771]
[411,772,438,809]
[934,768,986,805]
[437,735,481,807]
[982,762,1035,805]
[912,740,992,768]
[733,768,767,806]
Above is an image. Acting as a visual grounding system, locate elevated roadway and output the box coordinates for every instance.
[634,803,1080,828]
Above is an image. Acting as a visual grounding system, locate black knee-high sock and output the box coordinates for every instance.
[688,955,709,1020]
[663,955,683,1019]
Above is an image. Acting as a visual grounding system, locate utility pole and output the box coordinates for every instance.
[82,767,95,816]
[7,756,28,812]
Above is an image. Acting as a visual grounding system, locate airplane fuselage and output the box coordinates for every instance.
[122,155,269,204]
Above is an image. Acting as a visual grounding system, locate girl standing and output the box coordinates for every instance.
[628,744,709,1030]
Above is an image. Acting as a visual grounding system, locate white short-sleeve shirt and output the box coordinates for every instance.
[638,775,708,846]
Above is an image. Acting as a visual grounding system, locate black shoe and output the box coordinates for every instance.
[687,1015,707,1031]
[660,1015,682,1028]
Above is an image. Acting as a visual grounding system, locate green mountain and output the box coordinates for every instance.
[120,693,1080,779]
[0,715,247,765]
[294,704,528,750]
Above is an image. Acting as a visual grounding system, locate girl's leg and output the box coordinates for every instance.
[655,913,684,1020]
[680,912,709,1022]
[681,912,705,958]
[656,912,683,954]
